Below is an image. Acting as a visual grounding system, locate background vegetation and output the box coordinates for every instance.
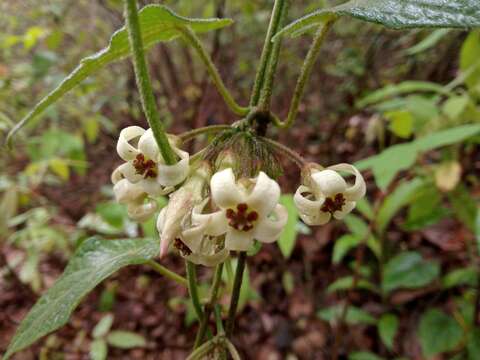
[1,0,479,359]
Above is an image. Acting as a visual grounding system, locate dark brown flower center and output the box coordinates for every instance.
[226,203,258,232]
[174,238,192,256]
[321,193,346,214]
[133,153,157,179]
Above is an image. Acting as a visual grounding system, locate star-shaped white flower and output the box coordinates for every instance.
[112,178,157,222]
[294,163,366,225]
[113,126,189,196]
[192,168,288,251]
[157,201,228,267]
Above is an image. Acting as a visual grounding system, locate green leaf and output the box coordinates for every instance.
[4,237,159,359]
[442,95,470,120]
[318,305,377,325]
[467,328,480,360]
[386,110,414,139]
[419,309,463,358]
[442,266,478,289]
[106,331,147,349]
[476,208,480,256]
[378,313,399,350]
[278,195,299,259]
[276,0,480,39]
[327,276,377,294]
[349,352,384,360]
[376,178,425,234]
[344,214,369,237]
[90,339,108,360]
[356,124,480,189]
[92,314,114,339]
[404,185,447,231]
[382,251,440,294]
[405,29,451,55]
[48,158,70,181]
[332,234,361,264]
[357,81,448,109]
[448,185,478,231]
[6,5,233,146]
[460,30,480,94]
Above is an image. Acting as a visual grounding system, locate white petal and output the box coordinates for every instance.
[311,169,347,197]
[300,211,331,226]
[225,229,254,251]
[328,163,366,201]
[293,185,325,216]
[127,198,157,222]
[181,223,207,254]
[111,166,124,184]
[116,162,144,183]
[113,179,145,204]
[254,204,288,243]
[157,151,189,187]
[137,129,159,160]
[139,178,166,197]
[246,171,280,217]
[211,168,244,209]
[192,208,228,237]
[157,208,170,257]
[117,126,145,161]
[333,201,356,220]
[185,248,229,267]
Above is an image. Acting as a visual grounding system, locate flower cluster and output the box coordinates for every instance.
[112,126,367,266]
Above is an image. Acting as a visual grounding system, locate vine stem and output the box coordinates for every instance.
[177,26,249,116]
[179,125,231,143]
[258,0,290,111]
[225,252,247,337]
[186,261,204,321]
[250,0,287,107]
[194,263,224,348]
[124,0,177,165]
[146,260,188,286]
[272,19,335,129]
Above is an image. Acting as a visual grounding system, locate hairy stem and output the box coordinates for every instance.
[250,0,287,107]
[179,125,231,143]
[124,0,177,164]
[178,26,249,116]
[194,263,224,348]
[272,20,335,129]
[258,0,290,110]
[146,260,188,286]
[225,252,247,337]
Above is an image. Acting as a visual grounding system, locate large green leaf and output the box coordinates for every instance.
[355,124,480,189]
[378,313,399,350]
[4,237,159,359]
[382,251,440,294]
[419,309,463,358]
[276,0,480,39]
[6,5,233,145]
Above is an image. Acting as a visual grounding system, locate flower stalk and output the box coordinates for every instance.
[146,260,188,286]
[225,251,247,337]
[124,0,177,165]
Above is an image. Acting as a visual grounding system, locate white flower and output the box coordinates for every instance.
[112,178,157,222]
[113,126,189,196]
[157,163,211,257]
[191,168,288,252]
[157,201,228,267]
[294,163,366,225]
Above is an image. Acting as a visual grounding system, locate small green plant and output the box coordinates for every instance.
[3,1,480,359]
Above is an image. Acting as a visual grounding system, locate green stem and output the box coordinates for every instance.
[177,26,249,116]
[214,304,225,334]
[124,0,177,165]
[179,125,231,143]
[225,252,247,337]
[225,338,242,360]
[146,260,188,286]
[186,339,215,360]
[186,261,204,321]
[194,263,224,348]
[272,20,335,129]
[258,0,290,110]
[261,136,307,167]
[250,0,288,107]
